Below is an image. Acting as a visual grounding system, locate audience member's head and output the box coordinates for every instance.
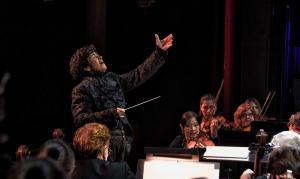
[268,145,300,178]
[233,103,254,131]
[288,111,300,135]
[37,138,75,176]
[8,158,66,179]
[270,130,300,148]
[240,145,300,179]
[73,122,110,160]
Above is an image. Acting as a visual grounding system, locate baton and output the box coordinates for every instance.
[125,96,161,111]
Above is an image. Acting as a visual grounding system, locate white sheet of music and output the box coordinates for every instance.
[203,146,249,161]
[143,160,220,179]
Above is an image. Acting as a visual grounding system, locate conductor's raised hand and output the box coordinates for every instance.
[155,34,173,51]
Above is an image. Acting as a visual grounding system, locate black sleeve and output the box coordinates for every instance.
[118,48,167,92]
[123,162,137,179]
[71,85,118,127]
[169,135,183,148]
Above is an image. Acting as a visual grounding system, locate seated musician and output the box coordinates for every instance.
[199,94,227,141]
[169,111,214,148]
[228,102,255,132]
[287,111,300,135]
[245,97,262,121]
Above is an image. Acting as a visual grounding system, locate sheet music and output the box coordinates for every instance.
[203,146,249,160]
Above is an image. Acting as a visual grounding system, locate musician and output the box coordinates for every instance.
[199,94,227,141]
[72,123,137,179]
[287,111,300,135]
[70,34,173,161]
[231,103,255,132]
[169,111,215,148]
[245,98,262,121]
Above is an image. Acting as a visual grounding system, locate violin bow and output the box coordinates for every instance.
[215,79,224,104]
[260,91,276,120]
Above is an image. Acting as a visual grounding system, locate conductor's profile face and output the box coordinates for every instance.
[87,52,107,73]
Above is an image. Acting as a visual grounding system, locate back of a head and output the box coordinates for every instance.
[270,130,300,148]
[73,122,110,159]
[268,145,300,177]
[38,139,75,175]
[8,158,66,179]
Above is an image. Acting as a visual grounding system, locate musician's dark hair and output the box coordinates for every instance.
[199,94,216,105]
[180,111,199,127]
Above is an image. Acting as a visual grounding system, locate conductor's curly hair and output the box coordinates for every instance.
[69,44,97,80]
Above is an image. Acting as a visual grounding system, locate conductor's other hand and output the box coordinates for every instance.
[155,34,173,51]
[116,107,125,119]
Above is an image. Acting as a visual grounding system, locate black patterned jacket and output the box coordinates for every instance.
[71,48,167,138]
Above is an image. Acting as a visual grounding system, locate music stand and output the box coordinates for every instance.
[137,147,220,179]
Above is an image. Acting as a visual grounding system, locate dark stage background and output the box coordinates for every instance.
[1,0,300,173]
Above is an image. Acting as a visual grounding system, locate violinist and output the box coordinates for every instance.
[169,111,215,148]
[245,98,262,121]
[199,94,227,141]
[231,103,255,132]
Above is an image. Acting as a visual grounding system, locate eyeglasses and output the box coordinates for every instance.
[241,113,254,118]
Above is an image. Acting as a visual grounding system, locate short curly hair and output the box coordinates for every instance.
[73,123,110,159]
[69,44,97,80]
